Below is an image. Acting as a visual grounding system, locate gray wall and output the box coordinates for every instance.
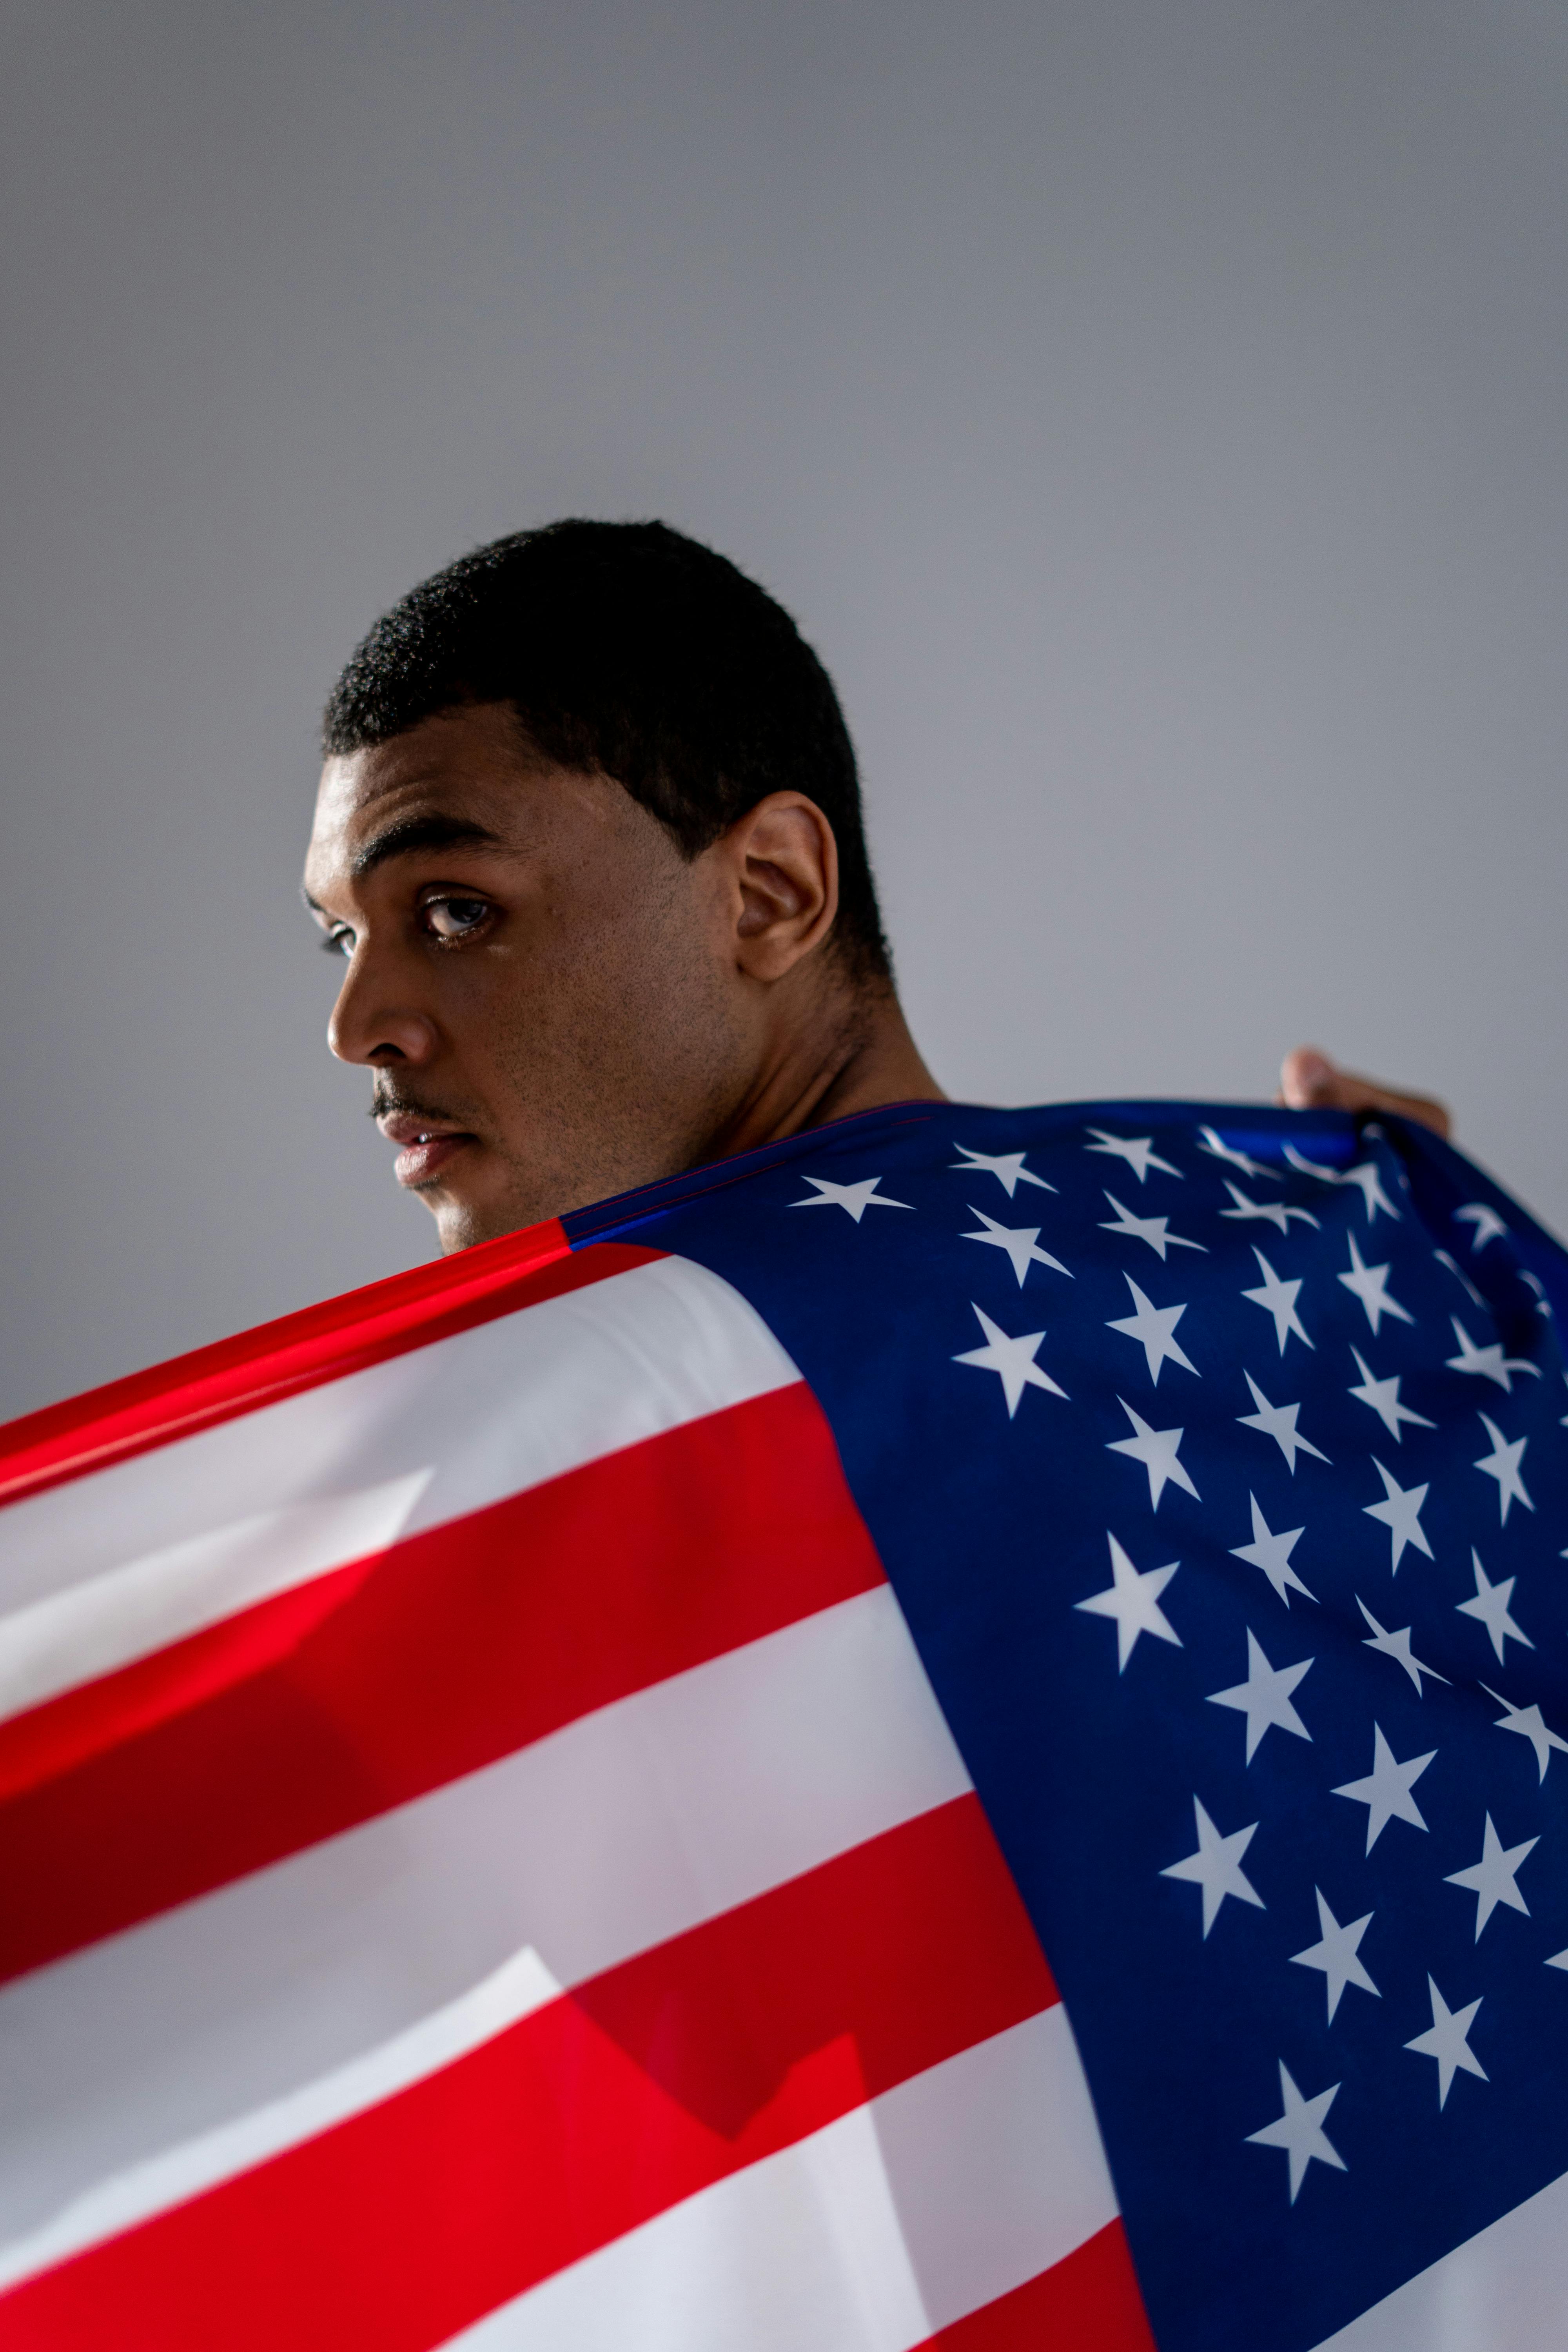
[4,0,1565,1421]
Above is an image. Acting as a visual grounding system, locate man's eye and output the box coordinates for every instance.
[423,896,492,941]
[321,928,355,959]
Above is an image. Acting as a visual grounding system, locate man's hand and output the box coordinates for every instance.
[1277,1046,1451,1140]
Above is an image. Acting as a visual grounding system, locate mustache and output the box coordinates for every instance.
[368,1080,476,1128]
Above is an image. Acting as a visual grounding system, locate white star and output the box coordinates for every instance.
[1074,1532,1181,1670]
[1481,1684,1568,1782]
[1521,1269,1553,1319]
[1245,2064,1346,2203]
[1347,1348,1434,1441]
[949,1144,1056,1199]
[1457,1548,1532,1661]
[953,1305,1067,1417]
[1243,1249,1314,1354]
[1455,1201,1509,1253]
[960,1206,1071,1286]
[1230,1493,1316,1606]
[1339,1160,1402,1223]
[1474,1414,1534,1523]
[1362,1458,1432,1573]
[1444,1316,1538,1393]
[1198,1127,1281,1181]
[1445,1813,1538,1940]
[1285,1144,1400,1222]
[1239,1372,1330,1474]
[1283,1143,1346,1186]
[1405,1977,1486,2109]
[1107,1276,1198,1384]
[1338,1232,1414,1336]
[1208,1629,1314,1762]
[1291,1889,1379,2021]
[1333,1724,1436,1853]
[1085,1127,1182,1183]
[1548,1949,1568,1973]
[1107,1400,1200,1508]
[1220,1181,1319,1235]
[1436,1248,1487,1307]
[1098,1192,1207,1261]
[791,1175,914,1223]
[1161,1796,1264,1936]
[1357,1598,1447,1694]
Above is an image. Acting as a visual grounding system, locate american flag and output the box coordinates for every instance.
[0,1097,1563,2348]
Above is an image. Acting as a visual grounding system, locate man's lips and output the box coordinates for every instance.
[377,1114,479,1189]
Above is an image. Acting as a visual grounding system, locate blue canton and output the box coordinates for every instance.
[564,1099,1568,2352]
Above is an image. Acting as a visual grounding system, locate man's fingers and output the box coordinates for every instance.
[1276,1045,1451,1140]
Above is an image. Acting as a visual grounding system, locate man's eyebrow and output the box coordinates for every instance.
[348,814,506,882]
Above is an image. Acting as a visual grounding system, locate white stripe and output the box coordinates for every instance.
[0,1257,799,1626]
[441,2009,1119,2352]
[0,1588,969,2259]
[0,1472,432,1724]
[1310,2161,1568,2350]
[0,1944,563,2295]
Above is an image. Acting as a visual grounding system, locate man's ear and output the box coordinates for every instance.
[717,793,840,982]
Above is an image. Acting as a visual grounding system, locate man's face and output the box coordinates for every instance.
[303,704,754,1250]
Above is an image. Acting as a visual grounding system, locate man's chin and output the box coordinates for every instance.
[415,1137,691,1253]
[430,1197,527,1255]
[419,1172,563,1256]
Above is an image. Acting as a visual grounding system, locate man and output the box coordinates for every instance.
[3,520,1559,2352]
[303,518,1448,1242]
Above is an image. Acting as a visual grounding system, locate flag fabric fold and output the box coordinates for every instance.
[0,1098,1564,2349]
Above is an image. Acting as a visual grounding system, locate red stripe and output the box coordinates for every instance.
[0,1381,885,1983]
[0,1796,1055,2352]
[0,1222,642,1511]
[924,2222,1156,2350]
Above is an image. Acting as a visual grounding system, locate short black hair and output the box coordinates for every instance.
[322,519,891,981]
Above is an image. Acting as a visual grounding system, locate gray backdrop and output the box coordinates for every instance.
[4,0,1565,1422]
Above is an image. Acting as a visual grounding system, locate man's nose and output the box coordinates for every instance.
[327,946,439,1068]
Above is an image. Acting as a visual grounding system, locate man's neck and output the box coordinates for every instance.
[703,983,946,1165]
